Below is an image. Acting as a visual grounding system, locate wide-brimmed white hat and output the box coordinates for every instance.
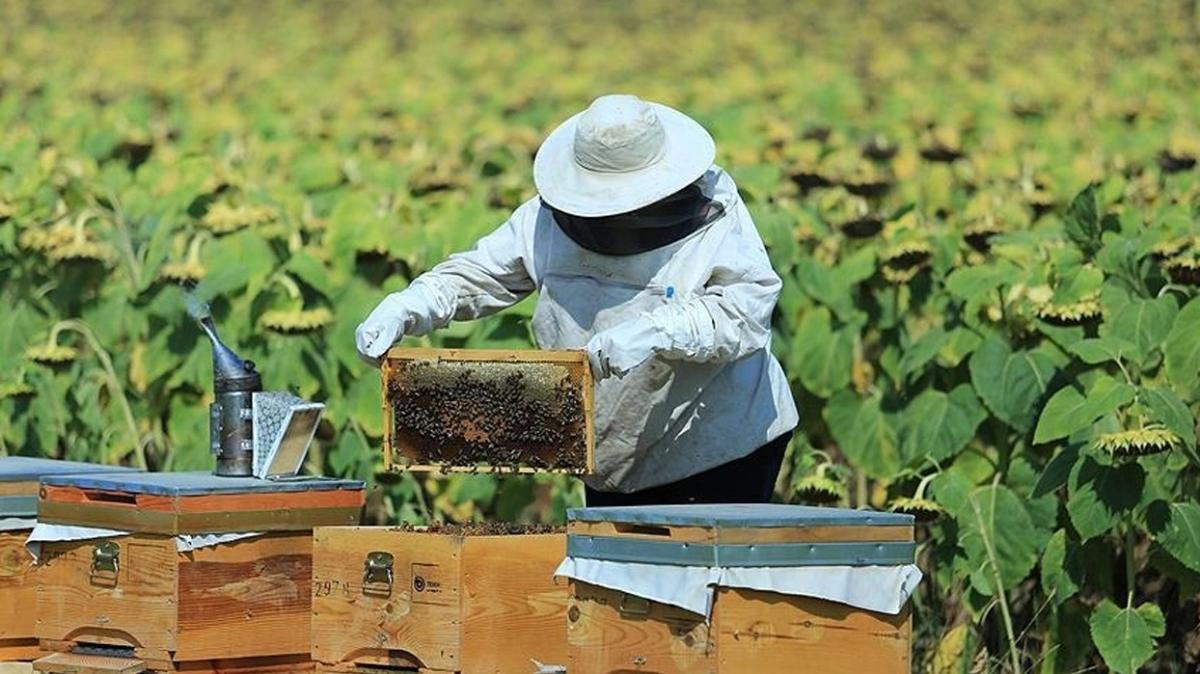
[533,95,716,217]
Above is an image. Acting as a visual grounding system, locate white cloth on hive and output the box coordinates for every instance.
[554,556,922,619]
[25,522,263,562]
[0,517,36,532]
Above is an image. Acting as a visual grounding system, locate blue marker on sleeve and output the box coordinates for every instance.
[666,286,675,299]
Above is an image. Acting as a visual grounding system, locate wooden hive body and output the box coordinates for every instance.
[311,526,567,673]
[564,505,916,674]
[0,458,137,663]
[36,472,363,536]
[32,472,363,673]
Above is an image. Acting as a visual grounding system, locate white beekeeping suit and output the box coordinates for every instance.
[357,95,798,494]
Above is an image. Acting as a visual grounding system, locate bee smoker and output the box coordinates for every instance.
[196,314,262,477]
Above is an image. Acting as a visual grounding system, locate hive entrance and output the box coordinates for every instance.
[383,348,594,474]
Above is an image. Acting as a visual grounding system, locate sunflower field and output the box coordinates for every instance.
[1,1,1199,671]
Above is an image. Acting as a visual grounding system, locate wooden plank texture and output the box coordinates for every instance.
[0,532,36,642]
[568,520,914,544]
[713,587,911,673]
[459,535,567,672]
[311,527,462,672]
[175,533,313,661]
[37,532,316,668]
[313,527,568,673]
[37,487,362,535]
[35,536,177,656]
[567,582,912,674]
[567,581,712,674]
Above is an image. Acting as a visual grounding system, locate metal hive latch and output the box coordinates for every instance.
[90,541,120,584]
[362,551,394,596]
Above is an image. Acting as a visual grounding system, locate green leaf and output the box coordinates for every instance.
[1033,376,1136,444]
[796,258,858,321]
[196,229,277,300]
[1007,456,1058,535]
[1032,443,1080,498]
[970,338,1058,433]
[1041,529,1083,604]
[835,247,877,286]
[345,375,383,438]
[945,260,1020,302]
[1140,386,1198,456]
[823,390,900,479]
[1089,599,1164,674]
[899,385,986,464]
[936,327,983,368]
[1067,457,1144,540]
[1063,184,1101,253]
[930,470,973,520]
[284,250,334,297]
[1164,297,1200,402]
[793,307,852,397]
[899,326,946,383]
[1146,501,1200,573]
[1068,337,1138,365]
[1103,296,1178,367]
[957,484,1043,594]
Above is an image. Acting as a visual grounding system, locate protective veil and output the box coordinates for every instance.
[355,167,799,493]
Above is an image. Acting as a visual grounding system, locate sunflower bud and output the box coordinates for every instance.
[881,240,933,283]
[1094,428,1180,457]
[25,343,78,365]
[48,239,115,264]
[201,203,277,234]
[794,475,847,505]
[159,259,207,284]
[1036,293,1102,326]
[260,307,334,334]
[1149,236,1192,262]
[963,218,1007,253]
[0,381,35,399]
[889,496,943,523]
[1164,253,1200,286]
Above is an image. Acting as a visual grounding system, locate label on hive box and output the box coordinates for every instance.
[410,562,449,605]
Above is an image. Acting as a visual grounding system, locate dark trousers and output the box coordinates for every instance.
[584,431,792,507]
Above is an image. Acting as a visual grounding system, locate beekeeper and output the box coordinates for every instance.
[356,94,798,506]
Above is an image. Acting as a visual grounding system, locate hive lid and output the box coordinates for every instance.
[567,504,913,528]
[0,457,138,518]
[566,504,915,568]
[0,457,137,482]
[37,471,366,534]
[40,471,363,495]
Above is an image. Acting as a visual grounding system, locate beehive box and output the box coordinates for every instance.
[564,505,917,674]
[312,524,568,673]
[1,458,137,663]
[382,348,594,475]
[36,472,363,535]
[33,472,364,673]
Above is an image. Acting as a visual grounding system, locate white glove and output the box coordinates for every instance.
[355,291,428,367]
[585,315,667,379]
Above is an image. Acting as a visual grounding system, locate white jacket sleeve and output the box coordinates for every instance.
[646,200,780,363]
[402,206,537,335]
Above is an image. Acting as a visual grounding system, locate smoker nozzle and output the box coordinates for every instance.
[197,316,262,393]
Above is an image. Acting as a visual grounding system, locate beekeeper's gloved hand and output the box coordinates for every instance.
[585,315,668,379]
[355,290,434,367]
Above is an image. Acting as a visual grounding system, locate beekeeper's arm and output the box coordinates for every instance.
[355,207,534,364]
[587,204,780,378]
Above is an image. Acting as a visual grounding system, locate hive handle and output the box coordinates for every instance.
[617,593,650,616]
